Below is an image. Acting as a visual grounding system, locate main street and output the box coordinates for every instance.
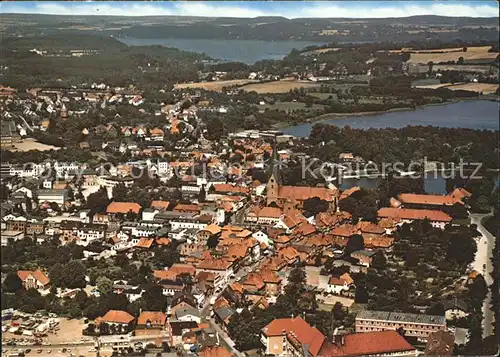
[470,212,496,338]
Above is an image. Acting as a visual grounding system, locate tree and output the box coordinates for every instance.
[446,232,476,265]
[198,185,206,203]
[85,186,110,213]
[404,248,419,268]
[427,61,434,75]
[346,234,364,254]
[96,276,114,296]
[142,285,166,311]
[287,268,306,286]
[112,183,128,201]
[371,252,387,269]
[332,302,346,320]
[2,272,23,292]
[426,302,445,316]
[71,244,84,259]
[207,235,219,249]
[355,285,369,303]
[303,197,329,216]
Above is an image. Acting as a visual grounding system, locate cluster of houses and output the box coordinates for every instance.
[0,83,478,356]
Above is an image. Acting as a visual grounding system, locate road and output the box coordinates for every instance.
[208,319,244,357]
[232,199,252,225]
[2,334,171,357]
[470,213,495,338]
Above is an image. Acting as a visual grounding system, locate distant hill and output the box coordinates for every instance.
[1,13,498,43]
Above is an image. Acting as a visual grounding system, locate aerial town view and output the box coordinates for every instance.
[0,1,498,356]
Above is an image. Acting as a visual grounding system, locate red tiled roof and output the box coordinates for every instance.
[398,193,462,206]
[377,207,452,222]
[106,201,142,214]
[278,186,337,202]
[281,213,307,229]
[136,238,154,248]
[153,270,177,281]
[242,273,265,291]
[331,224,356,238]
[262,317,325,357]
[200,346,233,357]
[170,263,197,276]
[203,224,222,235]
[137,311,166,326]
[151,200,171,210]
[318,331,415,357]
[294,221,316,236]
[340,186,361,200]
[329,273,354,286]
[173,203,200,212]
[259,206,282,219]
[448,187,472,201]
[213,184,250,195]
[100,310,134,324]
[197,257,233,271]
[156,238,171,246]
[17,269,50,286]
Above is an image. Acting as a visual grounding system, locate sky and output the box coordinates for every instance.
[0,1,498,19]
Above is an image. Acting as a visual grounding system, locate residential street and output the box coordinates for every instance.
[470,213,495,338]
[208,319,244,357]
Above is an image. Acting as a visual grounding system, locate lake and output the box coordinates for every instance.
[118,37,324,64]
[339,174,452,195]
[282,100,500,137]
[290,100,499,194]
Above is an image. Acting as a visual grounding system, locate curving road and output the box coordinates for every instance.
[470,213,495,338]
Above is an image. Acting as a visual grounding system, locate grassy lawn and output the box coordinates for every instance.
[254,101,324,111]
[308,92,336,100]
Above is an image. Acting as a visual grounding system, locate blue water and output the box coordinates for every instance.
[118,37,325,64]
[282,100,500,137]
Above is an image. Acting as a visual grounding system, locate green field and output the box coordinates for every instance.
[254,101,325,111]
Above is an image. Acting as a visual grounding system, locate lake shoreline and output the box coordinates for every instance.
[274,96,499,132]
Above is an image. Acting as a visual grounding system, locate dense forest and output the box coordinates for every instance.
[306,124,499,169]
[0,34,209,89]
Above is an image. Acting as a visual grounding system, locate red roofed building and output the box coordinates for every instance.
[135,311,168,336]
[448,187,472,201]
[173,203,200,214]
[377,207,452,229]
[106,202,142,215]
[326,273,354,294]
[151,200,171,211]
[213,184,250,196]
[267,172,338,210]
[318,330,416,357]
[17,269,50,291]
[97,310,135,331]
[261,316,325,357]
[397,193,463,207]
[257,206,282,225]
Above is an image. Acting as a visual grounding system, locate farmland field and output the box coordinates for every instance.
[432,64,494,73]
[174,79,257,91]
[241,80,320,93]
[446,83,499,94]
[406,46,498,64]
[254,101,325,111]
[1,138,61,152]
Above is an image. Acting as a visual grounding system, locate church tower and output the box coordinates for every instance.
[60,104,68,121]
[266,134,282,206]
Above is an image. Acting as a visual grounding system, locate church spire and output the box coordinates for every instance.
[268,133,282,185]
